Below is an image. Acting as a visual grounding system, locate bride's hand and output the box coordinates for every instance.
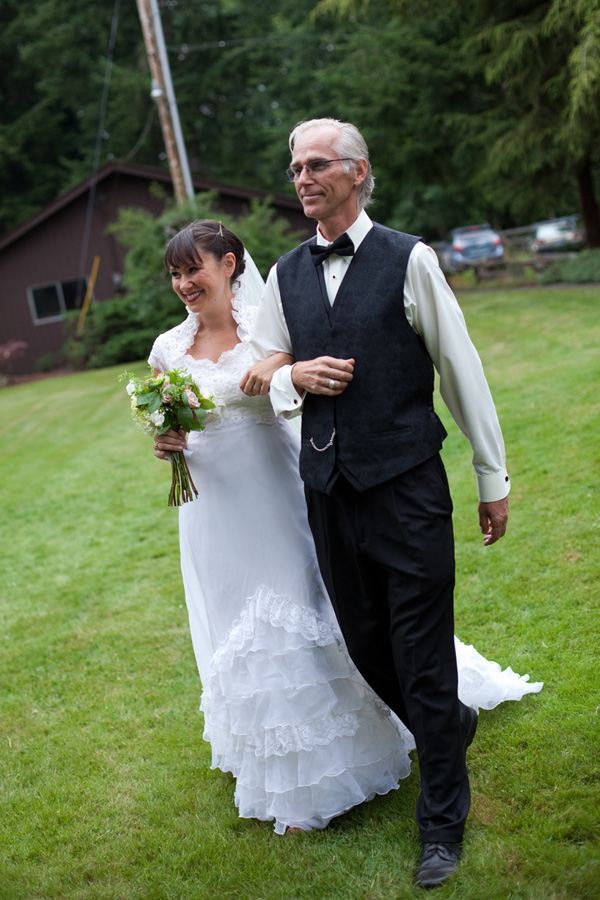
[240,352,295,396]
[153,428,187,459]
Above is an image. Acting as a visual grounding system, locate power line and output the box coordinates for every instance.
[77,0,122,299]
[169,34,321,52]
[166,26,395,55]
[122,105,157,163]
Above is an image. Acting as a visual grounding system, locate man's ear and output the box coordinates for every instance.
[353,158,369,186]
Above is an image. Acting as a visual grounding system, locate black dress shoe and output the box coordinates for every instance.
[415,841,462,888]
[460,703,478,757]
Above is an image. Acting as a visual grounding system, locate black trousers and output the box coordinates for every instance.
[304,454,470,842]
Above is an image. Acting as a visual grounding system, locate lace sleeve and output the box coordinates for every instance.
[148,333,167,371]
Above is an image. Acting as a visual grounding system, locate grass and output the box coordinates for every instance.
[1,285,599,899]
[447,264,542,292]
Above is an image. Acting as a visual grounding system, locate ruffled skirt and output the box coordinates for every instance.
[200,584,543,834]
[178,413,542,834]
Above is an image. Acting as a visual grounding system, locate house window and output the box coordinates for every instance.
[27,278,89,325]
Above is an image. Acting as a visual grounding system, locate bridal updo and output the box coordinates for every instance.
[164,219,246,282]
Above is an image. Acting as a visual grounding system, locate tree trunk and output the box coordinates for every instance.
[576,159,600,249]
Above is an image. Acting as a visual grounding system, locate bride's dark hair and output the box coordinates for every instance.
[164,220,246,281]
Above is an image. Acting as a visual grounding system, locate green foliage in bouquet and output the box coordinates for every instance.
[119,367,215,506]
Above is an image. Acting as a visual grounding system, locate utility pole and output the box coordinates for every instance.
[135,0,195,205]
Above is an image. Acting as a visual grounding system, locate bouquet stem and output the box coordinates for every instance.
[169,451,199,506]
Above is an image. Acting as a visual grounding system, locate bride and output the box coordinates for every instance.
[149,219,542,835]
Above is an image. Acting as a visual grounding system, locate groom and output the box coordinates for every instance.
[243,117,509,887]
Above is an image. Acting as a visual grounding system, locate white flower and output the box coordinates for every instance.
[126,380,136,396]
[150,410,165,426]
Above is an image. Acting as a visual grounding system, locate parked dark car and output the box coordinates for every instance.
[441,224,504,273]
[530,219,584,253]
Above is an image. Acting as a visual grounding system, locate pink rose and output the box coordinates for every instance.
[161,377,172,403]
[184,387,200,408]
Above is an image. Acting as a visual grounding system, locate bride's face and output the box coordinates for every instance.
[169,250,236,312]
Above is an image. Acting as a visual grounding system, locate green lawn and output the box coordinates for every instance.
[1,286,599,900]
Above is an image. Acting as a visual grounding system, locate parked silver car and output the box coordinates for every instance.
[441,224,504,273]
[530,219,584,253]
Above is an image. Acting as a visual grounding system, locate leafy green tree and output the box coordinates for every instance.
[314,10,500,236]
[160,0,351,198]
[466,0,600,246]
[3,0,598,246]
[0,0,345,233]
[0,0,166,234]
[318,0,600,244]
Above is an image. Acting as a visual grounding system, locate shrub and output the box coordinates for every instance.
[64,295,183,370]
[539,248,600,284]
[0,339,29,386]
[35,351,65,373]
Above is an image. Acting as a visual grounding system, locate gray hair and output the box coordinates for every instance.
[289,117,375,210]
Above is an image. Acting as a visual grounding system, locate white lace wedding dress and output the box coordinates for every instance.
[148,288,543,835]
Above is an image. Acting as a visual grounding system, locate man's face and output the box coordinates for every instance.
[290,126,365,229]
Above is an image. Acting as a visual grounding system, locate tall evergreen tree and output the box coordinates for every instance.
[319,0,600,244]
[467,0,600,245]
[0,0,165,234]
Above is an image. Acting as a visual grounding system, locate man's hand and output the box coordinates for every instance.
[240,352,295,396]
[478,496,509,546]
[291,356,355,396]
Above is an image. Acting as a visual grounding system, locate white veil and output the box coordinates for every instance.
[240,249,266,307]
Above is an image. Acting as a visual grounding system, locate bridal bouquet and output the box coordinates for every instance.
[119,367,215,506]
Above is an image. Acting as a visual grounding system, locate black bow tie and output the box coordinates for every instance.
[309,233,355,267]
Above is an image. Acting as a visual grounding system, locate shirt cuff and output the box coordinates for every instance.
[269,364,305,417]
[476,466,511,503]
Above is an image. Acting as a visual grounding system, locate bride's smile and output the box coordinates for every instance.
[169,254,234,311]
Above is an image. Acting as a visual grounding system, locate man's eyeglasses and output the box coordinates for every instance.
[285,158,357,182]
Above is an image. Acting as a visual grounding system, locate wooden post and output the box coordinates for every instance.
[77,255,101,335]
[135,0,194,206]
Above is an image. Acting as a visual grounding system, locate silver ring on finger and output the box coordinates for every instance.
[329,379,335,390]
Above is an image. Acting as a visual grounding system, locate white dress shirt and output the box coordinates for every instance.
[249,210,510,503]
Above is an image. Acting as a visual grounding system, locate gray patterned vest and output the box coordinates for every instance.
[277,222,447,493]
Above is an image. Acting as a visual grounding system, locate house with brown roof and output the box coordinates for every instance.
[0,162,309,376]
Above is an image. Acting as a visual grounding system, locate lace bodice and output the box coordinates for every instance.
[148,289,276,427]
